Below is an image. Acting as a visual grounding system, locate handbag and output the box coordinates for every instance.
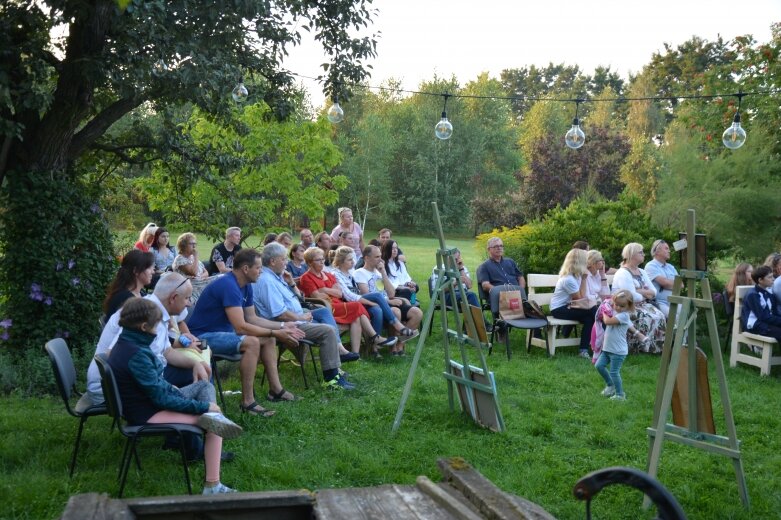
[523,299,547,320]
[569,297,597,310]
[499,290,525,320]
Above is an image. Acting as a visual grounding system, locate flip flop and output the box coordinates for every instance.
[239,401,276,417]
[266,388,298,402]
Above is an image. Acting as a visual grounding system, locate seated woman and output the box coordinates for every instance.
[550,249,599,359]
[585,250,611,302]
[742,265,781,342]
[299,248,397,357]
[726,263,753,304]
[103,249,155,319]
[286,244,307,283]
[134,222,158,252]
[611,242,666,354]
[382,239,419,303]
[173,232,212,305]
[108,298,241,495]
[152,227,176,274]
[331,246,414,356]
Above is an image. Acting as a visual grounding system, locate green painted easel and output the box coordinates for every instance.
[645,209,749,509]
[392,202,504,433]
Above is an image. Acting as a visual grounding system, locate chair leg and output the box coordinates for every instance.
[118,437,137,498]
[547,326,556,357]
[176,432,193,495]
[211,358,227,409]
[69,416,88,478]
[307,344,321,384]
[505,328,512,361]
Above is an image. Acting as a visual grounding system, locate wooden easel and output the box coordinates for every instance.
[392,202,504,433]
[645,209,749,508]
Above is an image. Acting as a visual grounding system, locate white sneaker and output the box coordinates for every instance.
[579,350,591,359]
[202,482,237,495]
[197,412,244,440]
[609,394,626,401]
[601,386,616,397]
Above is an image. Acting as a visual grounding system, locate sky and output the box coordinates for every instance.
[282,0,780,108]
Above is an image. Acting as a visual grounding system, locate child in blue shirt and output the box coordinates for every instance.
[595,289,637,401]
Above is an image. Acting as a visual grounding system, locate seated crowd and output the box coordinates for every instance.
[92,215,770,493]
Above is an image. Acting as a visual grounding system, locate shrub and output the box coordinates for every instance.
[477,194,676,274]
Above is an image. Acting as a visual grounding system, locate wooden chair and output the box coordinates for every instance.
[730,285,781,376]
[45,338,108,477]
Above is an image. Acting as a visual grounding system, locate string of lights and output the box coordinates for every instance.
[227,72,781,150]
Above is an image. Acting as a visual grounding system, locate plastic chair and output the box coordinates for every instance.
[210,351,243,409]
[260,338,319,389]
[484,285,548,360]
[94,354,203,497]
[45,338,108,477]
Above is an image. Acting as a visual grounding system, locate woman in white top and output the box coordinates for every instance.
[585,250,611,302]
[381,239,419,301]
[550,249,598,358]
[611,242,666,353]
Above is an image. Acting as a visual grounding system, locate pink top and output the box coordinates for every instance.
[330,222,364,259]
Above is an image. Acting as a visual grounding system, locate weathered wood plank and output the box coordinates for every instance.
[60,493,134,520]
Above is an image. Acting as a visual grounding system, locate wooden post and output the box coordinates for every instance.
[645,209,748,509]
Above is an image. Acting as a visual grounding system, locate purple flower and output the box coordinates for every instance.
[55,262,64,272]
[30,283,42,293]
[68,259,76,270]
[29,291,43,301]
[71,277,80,286]
[0,319,12,328]
[712,292,723,305]
[62,331,70,338]
[44,296,53,306]
[0,331,8,341]
[90,203,101,214]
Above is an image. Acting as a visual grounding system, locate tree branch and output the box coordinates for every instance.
[89,142,159,165]
[67,95,145,161]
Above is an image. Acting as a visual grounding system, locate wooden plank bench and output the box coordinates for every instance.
[526,273,613,356]
[730,285,781,376]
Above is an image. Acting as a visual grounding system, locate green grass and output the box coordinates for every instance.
[3,235,781,519]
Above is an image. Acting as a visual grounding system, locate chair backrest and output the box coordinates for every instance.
[526,274,559,307]
[734,285,754,334]
[45,338,77,412]
[94,353,123,422]
[488,285,526,314]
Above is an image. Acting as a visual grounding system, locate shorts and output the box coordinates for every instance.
[197,331,245,356]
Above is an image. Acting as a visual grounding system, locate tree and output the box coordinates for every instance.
[0,0,377,354]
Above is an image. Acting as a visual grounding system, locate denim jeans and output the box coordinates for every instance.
[595,351,627,397]
[361,292,397,333]
[312,306,340,337]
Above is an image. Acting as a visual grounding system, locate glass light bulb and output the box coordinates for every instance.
[435,112,453,140]
[327,102,344,123]
[565,118,585,149]
[232,82,249,103]
[152,59,168,77]
[722,114,746,149]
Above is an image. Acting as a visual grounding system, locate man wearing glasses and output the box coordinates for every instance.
[477,237,526,294]
[645,239,678,316]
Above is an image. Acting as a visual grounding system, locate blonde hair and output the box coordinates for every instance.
[303,247,323,264]
[611,289,635,312]
[621,242,644,266]
[559,249,588,277]
[337,207,353,221]
[332,246,355,268]
[586,249,604,267]
[176,232,196,254]
[138,222,157,245]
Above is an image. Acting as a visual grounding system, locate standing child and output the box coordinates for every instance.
[596,289,640,401]
[108,297,243,494]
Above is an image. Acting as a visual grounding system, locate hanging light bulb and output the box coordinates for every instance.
[434,94,453,140]
[232,79,249,103]
[327,94,344,123]
[564,99,585,149]
[152,59,168,77]
[722,92,746,149]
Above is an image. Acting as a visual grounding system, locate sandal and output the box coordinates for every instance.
[371,334,398,347]
[239,401,276,417]
[399,327,416,337]
[266,388,297,402]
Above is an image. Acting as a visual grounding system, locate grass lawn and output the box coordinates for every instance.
[2,234,781,519]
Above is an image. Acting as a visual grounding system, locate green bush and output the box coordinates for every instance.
[0,170,116,394]
[477,194,676,274]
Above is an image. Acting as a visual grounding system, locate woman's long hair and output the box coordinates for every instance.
[103,250,154,313]
[381,240,401,273]
[559,248,588,277]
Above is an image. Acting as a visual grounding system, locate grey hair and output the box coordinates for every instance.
[226,226,241,238]
[261,242,287,264]
[486,236,502,249]
[153,272,190,299]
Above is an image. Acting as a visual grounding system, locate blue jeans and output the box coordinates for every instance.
[361,292,398,333]
[312,307,340,337]
[198,331,244,356]
[444,290,479,308]
[596,351,626,397]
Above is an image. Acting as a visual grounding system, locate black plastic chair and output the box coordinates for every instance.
[574,466,687,520]
[485,285,548,360]
[45,338,108,477]
[210,351,244,409]
[260,338,319,389]
[94,354,203,497]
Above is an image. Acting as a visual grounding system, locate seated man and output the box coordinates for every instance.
[188,249,306,415]
[208,227,242,275]
[87,272,209,405]
[477,237,526,294]
[253,243,355,390]
[299,228,315,249]
[645,239,678,316]
[354,245,422,354]
[431,249,480,308]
